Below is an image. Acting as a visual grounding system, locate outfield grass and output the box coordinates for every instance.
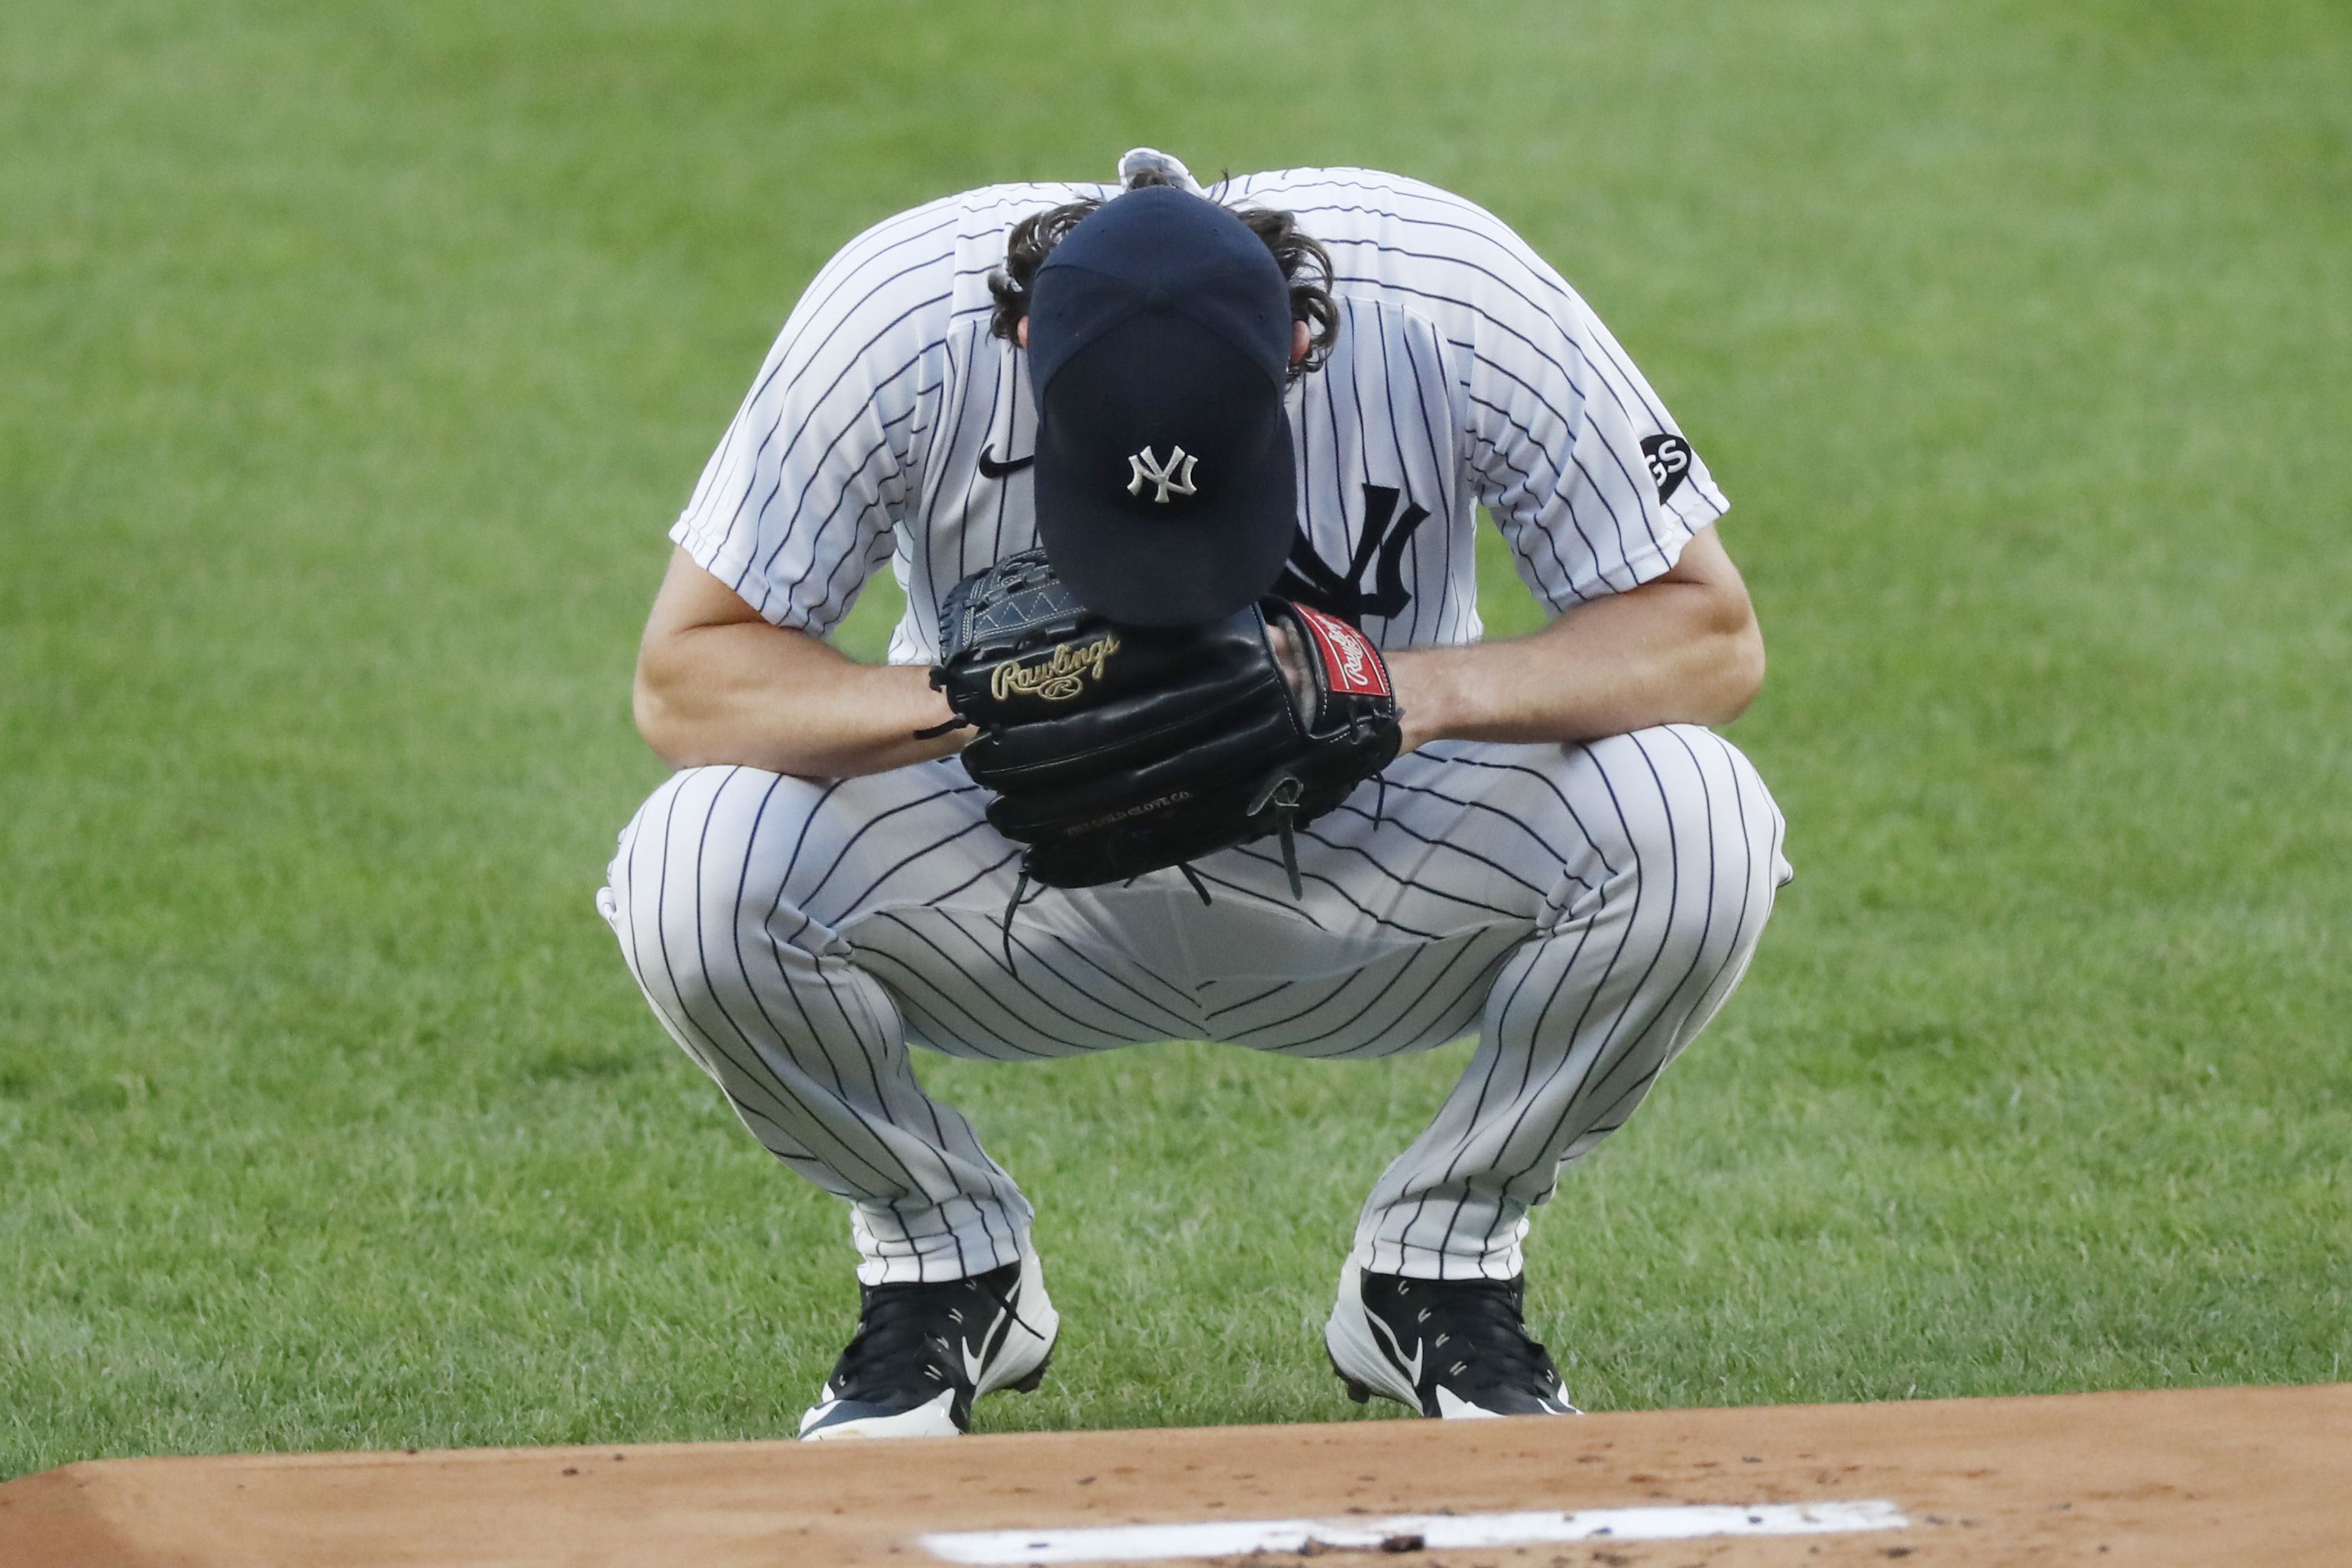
[4,0,2348,1476]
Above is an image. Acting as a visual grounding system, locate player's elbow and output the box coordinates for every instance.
[632,641,700,770]
[1694,587,1765,726]
[1653,529,1763,726]
[1714,615,1765,723]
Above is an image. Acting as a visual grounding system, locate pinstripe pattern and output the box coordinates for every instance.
[618,161,1780,1288]
[602,732,1788,1285]
[665,166,1727,663]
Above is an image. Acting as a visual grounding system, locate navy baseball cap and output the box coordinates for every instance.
[1027,186,1298,626]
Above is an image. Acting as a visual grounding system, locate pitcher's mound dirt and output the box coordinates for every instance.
[5,1384,2346,1566]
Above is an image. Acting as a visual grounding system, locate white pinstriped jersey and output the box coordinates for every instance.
[668,166,1729,664]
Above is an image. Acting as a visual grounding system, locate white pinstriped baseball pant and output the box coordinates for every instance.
[600,728,1789,1286]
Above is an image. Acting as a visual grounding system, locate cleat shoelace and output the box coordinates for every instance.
[824,1267,1021,1405]
[1382,1275,1563,1400]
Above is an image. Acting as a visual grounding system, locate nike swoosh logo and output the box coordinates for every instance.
[962,1301,1013,1387]
[978,445,1034,480]
[1367,1311,1423,1389]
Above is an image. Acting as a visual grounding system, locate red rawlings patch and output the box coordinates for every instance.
[1292,605,1390,698]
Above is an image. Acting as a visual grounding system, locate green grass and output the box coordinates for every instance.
[4,0,2349,1477]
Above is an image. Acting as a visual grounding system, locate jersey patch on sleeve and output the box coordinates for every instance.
[1640,434,1694,504]
[1293,605,1390,698]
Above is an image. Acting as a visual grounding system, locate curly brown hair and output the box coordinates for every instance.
[985,166,1339,379]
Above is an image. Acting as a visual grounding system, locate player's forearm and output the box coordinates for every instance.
[1389,568,1764,751]
[634,620,964,779]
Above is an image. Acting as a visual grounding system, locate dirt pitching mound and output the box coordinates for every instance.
[5,1384,2345,1566]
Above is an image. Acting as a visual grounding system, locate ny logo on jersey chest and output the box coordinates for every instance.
[1280,483,1431,624]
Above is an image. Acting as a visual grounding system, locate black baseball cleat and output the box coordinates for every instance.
[797,1254,1059,1440]
[1325,1263,1579,1418]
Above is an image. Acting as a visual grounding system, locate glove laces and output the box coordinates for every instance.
[992,774,1313,967]
[1248,773,1309,899]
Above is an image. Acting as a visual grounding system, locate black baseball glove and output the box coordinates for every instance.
[924,548,1402,908]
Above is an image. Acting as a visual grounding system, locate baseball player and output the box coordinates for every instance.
[600,149,1790,1439]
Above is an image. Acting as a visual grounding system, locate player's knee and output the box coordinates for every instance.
[1596,729,1784,933]
[610,765,831,1007]
[1684,736,1784,941]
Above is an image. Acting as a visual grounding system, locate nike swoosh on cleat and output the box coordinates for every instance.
[1366,1310,1424,1389]
[961,1301,1013,1387]
[977,446,1034,479]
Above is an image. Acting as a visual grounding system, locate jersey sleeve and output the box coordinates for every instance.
[1454,211,1729,609]
[668,216,950,637]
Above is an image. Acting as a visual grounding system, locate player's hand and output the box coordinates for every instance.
[1265,620,1318,723]
[930,549,1400,894]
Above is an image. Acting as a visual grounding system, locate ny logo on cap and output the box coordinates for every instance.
[1126,445,1199,504]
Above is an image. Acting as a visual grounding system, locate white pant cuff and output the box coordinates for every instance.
[856,1220,1028,1286]
[1353,1240,1525,1283]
